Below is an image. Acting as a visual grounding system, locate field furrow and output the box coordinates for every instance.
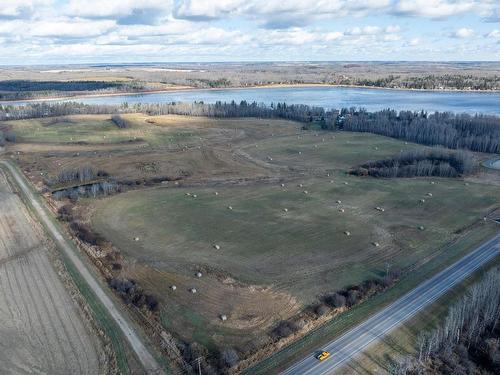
[0,169,105,374]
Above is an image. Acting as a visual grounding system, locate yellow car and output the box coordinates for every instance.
[316,351,331,361]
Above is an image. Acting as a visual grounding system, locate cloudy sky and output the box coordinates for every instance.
[0,0,499,64]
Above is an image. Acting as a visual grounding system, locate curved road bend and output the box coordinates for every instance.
[0,160,163,375]
[282,233,500,375]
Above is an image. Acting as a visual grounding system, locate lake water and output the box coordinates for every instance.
[6,86,500,114]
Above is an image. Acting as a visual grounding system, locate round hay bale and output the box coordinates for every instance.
[372,242,380,247]
[374,146,378,150]
[330,180,334,183]
[227,205,233,210]
[420,199,426,203]
[214,191,219,195]
[298,184,303,187]
[268,156,273,161]
[339,208,345,213]
[196,272,202,278]
[192,194,197,198]
[343,182,348,185]
[336,200,342,204]
[303,190,308,194]
[298,151,302,155]
[213,244,221,250]
[171,285,177,291]
[344,231,351,236]
[220,314,227,321]
[281,183,285,187]
[190,288,197,294]
[430,181,435,185]
[427,193,433,197]
[283,208,288,212]
[418,226,425,231]
[134,237,140,241]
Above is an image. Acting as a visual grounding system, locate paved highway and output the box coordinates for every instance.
[281,233,500,375]
[0,160,163,374]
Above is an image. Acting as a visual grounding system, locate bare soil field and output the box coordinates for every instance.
[0,169,107,374]
[4,113,499,372]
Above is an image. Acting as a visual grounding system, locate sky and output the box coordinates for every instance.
[0,0,499,65]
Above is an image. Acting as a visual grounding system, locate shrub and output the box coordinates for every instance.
[111,115,131,129]
[272,320,300,339]
[324,293,346,308]
[219,347,239,368]
[57,204,73,221]
[315,304,330,316]
[69,221,105,246]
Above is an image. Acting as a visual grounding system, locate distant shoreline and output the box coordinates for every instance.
[1,83,499,104]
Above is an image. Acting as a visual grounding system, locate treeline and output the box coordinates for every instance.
[56,165,104,184]
[2,101,499,153]
[138,100,326,123]
[339,108,500,153]
[0,129,16,146]
[187,78,231,88]
[109,277,159,312]
[0,80,145,100]
[110,115,131,128]
[391,267,500,375]
[0,80,123,92]
[272,268,402,341]
[52,181,119,201]
[0,100,326,123]
[351,149,475,178]
[354,74,500,91]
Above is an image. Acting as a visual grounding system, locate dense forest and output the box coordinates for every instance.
[391,267,500,375]
[339,108,500,153]
[0,80,145,100]
[353,74,500,91]
[350,149,475,178]
[1,101,499,154]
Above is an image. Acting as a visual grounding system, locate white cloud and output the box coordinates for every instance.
[63,0,171,18]
[384,34,401,41]
[486,30,500,39]
[345,26,382,35]
[385,25,401,33]
[409,37,420,45]
[394,0,475,18]
[452,27,475,38]
[0,0,52,17]
[0,0,498,63]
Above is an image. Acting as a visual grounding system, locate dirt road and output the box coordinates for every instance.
[0,160,163,374]
[0,168,105,374]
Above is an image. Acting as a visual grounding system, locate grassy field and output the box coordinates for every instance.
[6,113,499,370]
[85,118,499,356]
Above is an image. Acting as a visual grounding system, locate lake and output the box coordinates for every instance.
[6,86,500,114]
